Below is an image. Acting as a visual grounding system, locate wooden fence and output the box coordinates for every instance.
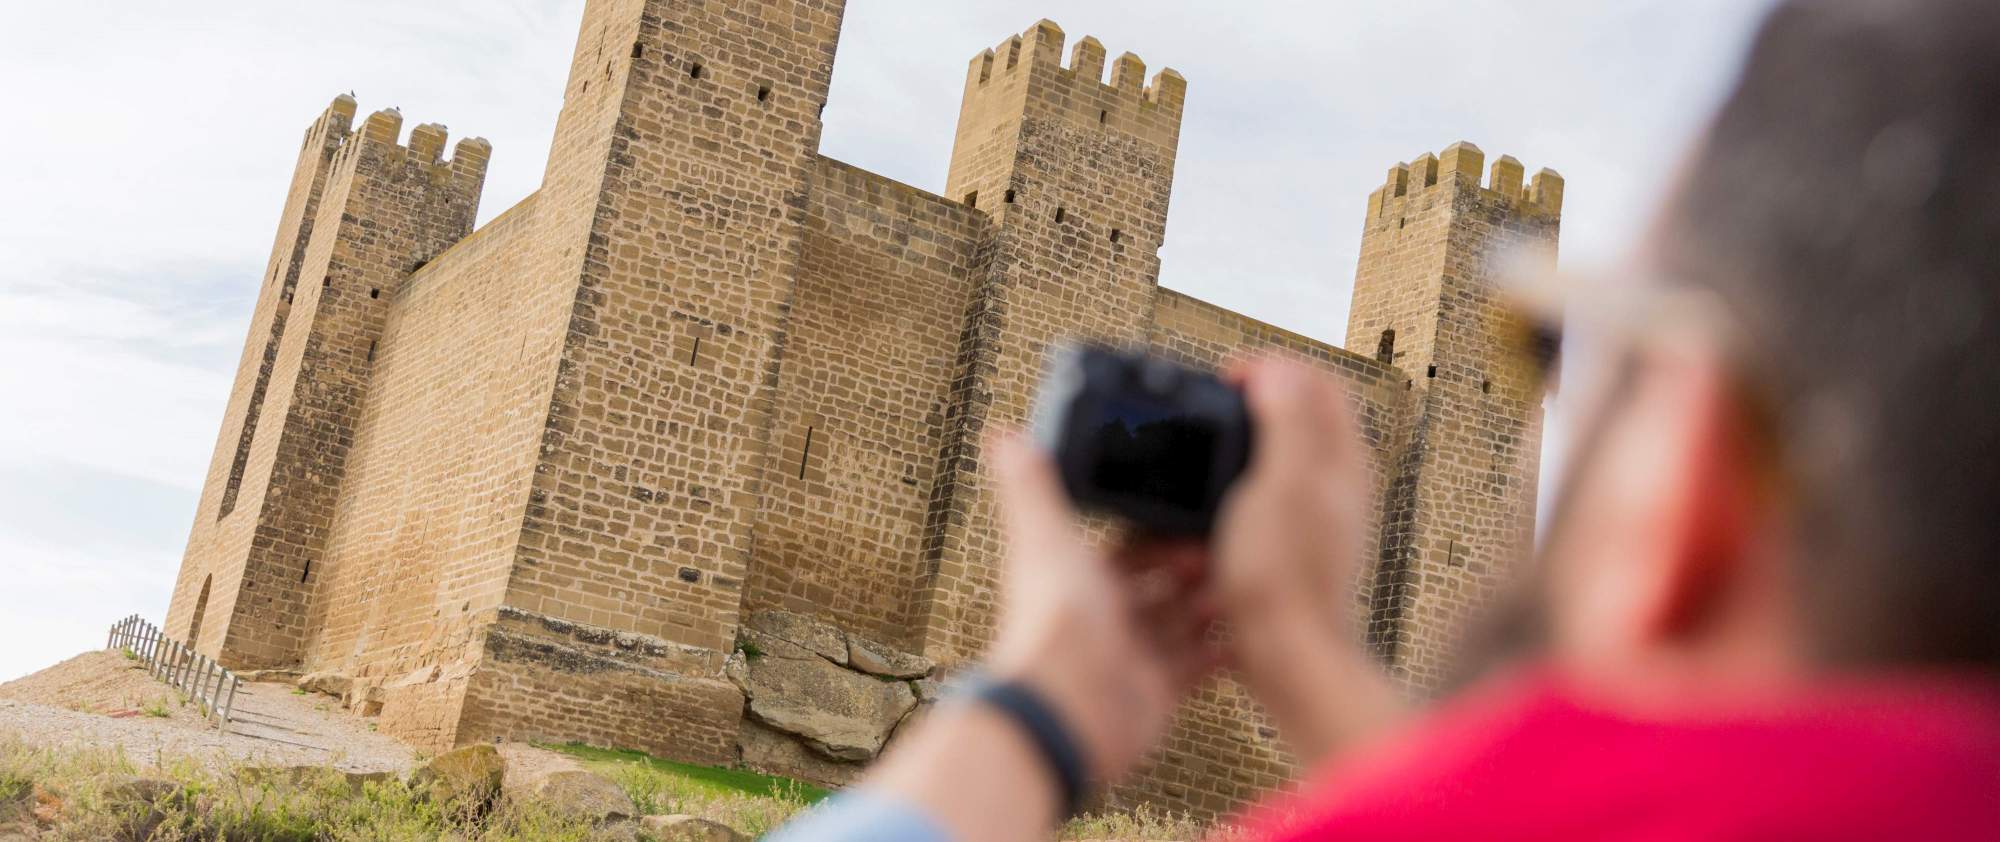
[107,614,241,729]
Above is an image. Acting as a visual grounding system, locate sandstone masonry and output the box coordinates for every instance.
[165,1,1562,819]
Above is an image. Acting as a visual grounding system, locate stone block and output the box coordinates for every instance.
[743,655,916,761]
[846,637,933,679]
[744,611,847,664]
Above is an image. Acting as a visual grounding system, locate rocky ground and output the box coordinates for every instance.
[0,647,1208,840]
[0,651,412,774]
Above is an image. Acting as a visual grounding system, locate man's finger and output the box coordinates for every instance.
[992,434,1079,560]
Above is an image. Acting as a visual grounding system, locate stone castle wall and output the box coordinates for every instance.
[166,0,1561,819]
[745,156,989,648]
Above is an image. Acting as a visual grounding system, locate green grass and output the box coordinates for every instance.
[541,742,824,837]
[0,733,1216,841]
[140,698,171,719]
[0,735,627,841]
[542,742,828,802]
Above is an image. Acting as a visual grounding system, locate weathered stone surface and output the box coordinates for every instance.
[530,770,635,825]
[736,720,862,788]
[911,677,943,705]
[737,628,817,663]
[296,671,351,697]
[236,669,302,683]
[846,637,932,679]
[386,664,440,689]
[721,651,750,694]
[744,611,847,664]
[744,656,915,761]
[345,680,385,716]
[640,814,746,842]
[408,744,504,811]
[239,765,391,795]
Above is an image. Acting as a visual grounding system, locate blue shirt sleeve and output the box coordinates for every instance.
[764,789,954,842]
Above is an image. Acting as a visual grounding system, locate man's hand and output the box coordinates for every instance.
[1212,357,1405,763]
[985,436,1223,784]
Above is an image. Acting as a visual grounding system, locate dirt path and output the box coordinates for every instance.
[0,651,415,774]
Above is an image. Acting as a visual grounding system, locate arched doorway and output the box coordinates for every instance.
[187,575,212,646]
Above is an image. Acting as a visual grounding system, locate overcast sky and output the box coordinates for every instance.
[0,0,1772,681]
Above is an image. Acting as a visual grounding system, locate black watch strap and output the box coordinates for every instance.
[964,678,1090,819]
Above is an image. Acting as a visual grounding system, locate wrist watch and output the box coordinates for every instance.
[957,674,1090,819]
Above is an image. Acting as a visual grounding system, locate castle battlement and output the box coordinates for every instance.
[322,104,491,192]
[300,94,358,154]
[963,20,1186,131]
[1367,141,1564,221]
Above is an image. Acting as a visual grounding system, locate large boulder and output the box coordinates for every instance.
[846,637,933,680]
[743,610,847,664]
[408,745,505,812]
[529,770,635,825]
[743,655,916,761]
[639,815,746,842]
[296,670,353,697]
[737,720,862,788]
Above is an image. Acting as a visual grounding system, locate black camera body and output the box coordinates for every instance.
[1031,344,1253,535]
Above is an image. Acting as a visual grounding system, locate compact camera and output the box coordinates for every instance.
[1031,344,1253,535]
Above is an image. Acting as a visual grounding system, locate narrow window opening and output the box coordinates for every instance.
[798,426,815,481]
[688,336,702,365]
[689,62,704,80]
[631,42,643,60]
[366,341,376,363]
[322,277,331,288]
[1109,229,1122,244]
[581,81,588,94]
[1427,364,1438,379]
[964,191,978,208]
[1376,329,1396,364]
[1054,207,1067,224]
[1398,217,1406,230]
[300,559,313,583]
[1481,379,1492,394]
[187,576,211,643]
[1098,109,1108,124]
[369,288,380,299]
[757,85,772,103]
[1003,189,1016,204]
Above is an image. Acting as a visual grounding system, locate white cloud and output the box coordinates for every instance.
[0,0,1774,680]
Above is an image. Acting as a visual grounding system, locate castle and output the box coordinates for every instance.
[164,0,1561,817]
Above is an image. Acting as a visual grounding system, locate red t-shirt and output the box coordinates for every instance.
[1237,669,2000,840]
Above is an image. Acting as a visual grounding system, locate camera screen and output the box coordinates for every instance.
[1084,393,1218,513]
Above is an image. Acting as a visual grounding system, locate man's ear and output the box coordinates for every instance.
[1551,342,1765,663]
[1626,345,1764,648]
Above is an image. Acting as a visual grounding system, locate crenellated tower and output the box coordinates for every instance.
[168,97,489,669]
[916,21,1187,658]
[1348,142,1562,688]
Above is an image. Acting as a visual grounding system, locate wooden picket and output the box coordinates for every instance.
[106,615,240,729]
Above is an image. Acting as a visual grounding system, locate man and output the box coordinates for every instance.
[771,0,2000,838]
